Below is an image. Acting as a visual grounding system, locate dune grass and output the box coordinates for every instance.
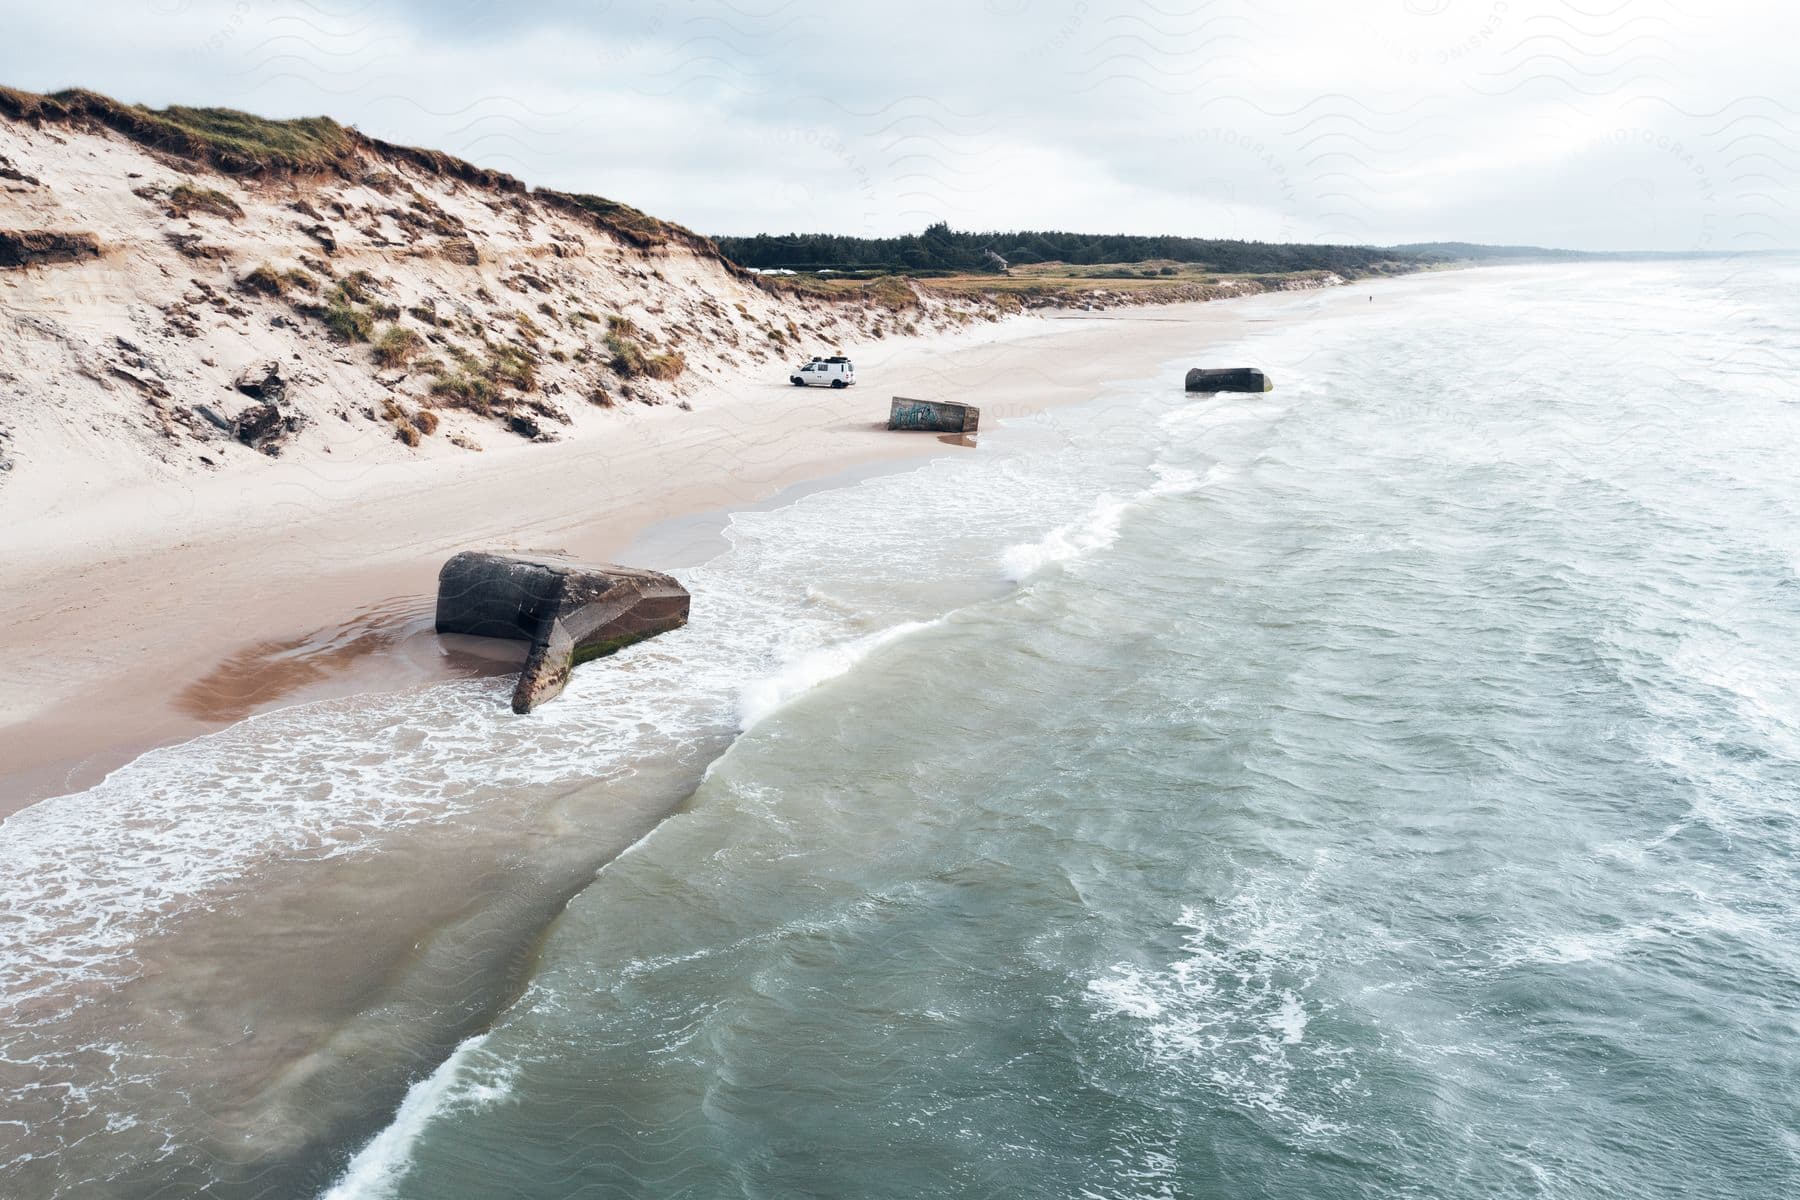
[428,341,539,414]
[303,276,380,342]
[237,263,317,298]
[541,190,699,250]
[166,182,244,220]
[605,333,648,377]
[372,325,423,368]
[0,86,358,173]
[605,329,684,380]
[144,103,354,170]
[0,85,724,264]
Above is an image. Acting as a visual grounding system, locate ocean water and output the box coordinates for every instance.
[6,260,1800,1198]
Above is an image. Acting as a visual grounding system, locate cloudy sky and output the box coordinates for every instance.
[4,0,1794,250]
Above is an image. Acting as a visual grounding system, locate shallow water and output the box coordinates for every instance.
[6,261,1800,1197]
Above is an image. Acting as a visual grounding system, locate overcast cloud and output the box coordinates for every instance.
[3,0,1794,250]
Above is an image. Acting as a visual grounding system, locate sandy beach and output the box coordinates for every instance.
[0,277,1438,812]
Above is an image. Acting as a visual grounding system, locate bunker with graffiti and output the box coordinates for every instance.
[888,396,980,433]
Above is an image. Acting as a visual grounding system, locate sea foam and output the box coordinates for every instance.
[319,1034,513,1200]
[999,493,1133,581]
[737,619,938,730]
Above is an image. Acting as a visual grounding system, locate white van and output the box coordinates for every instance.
[790,356,856,388]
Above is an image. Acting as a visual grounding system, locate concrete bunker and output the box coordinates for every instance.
[435,551,690,713]
[888,396,980,434]
[1184,367,1273,393]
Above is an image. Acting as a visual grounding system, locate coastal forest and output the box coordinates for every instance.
[714,222,1439,276]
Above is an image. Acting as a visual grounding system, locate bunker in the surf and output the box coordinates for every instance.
[1185,367,1273,393]
[435,551,690,714]
[889,396,980,434]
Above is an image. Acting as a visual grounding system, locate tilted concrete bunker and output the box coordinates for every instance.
[888,396,980,433]
[435,551,690,713]
[1185,367,1273,393]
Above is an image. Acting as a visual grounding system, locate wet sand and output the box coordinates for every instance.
[4,743,708,1198]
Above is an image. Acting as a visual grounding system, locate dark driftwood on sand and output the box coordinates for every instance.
[435,551,690,713]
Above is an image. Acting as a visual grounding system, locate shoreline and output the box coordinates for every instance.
[0,273,1446,814]
[0,267,1487,1194]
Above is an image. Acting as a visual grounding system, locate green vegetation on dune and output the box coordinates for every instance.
[757,259,1365,311]
[1,85,519,189]
[165,182,245,219]
[0,83,725,259]
[428,368,499,413]
[603,327,685,380]
[372,325,423,368]
[923,261,1344,296]
[236,263,317,298]
[135,104,354,171]
[319,294,375,343]
[297,271,386,343]
[0,86,359,173]
[428,341,540,414]
[537,190,710,252]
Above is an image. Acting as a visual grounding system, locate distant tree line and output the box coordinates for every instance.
[714,222,1437,275]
